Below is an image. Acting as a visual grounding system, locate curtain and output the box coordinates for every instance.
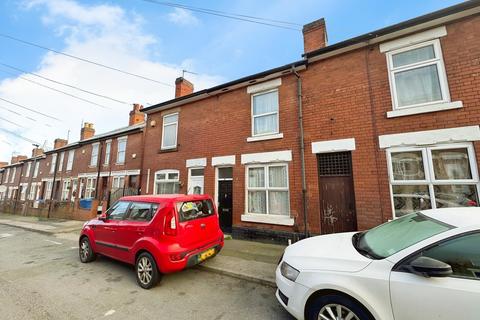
[395,64,442,107]
[248,191,266,214]
[156,182,179,194]
[269,166,287,187]
[268,191,288,215]
[254,114,278,135]
[432,148,471,180]
[391,151,425,181]
[248,167,265,188]
[163,124,177,147]
[392,185,431,217]
[253,91,278,115]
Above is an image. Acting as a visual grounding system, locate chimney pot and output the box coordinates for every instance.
[175,77,194,98]
[302,18,328,54]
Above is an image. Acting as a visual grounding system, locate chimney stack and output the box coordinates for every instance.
[54,138,68,149]
[32,147,44,158]
[129,104,145,126]
[175,77,194,98]
[302,18,328,54]
[11,155,27,164]
[80,122,95,141]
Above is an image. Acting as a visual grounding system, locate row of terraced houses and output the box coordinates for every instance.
[1,2,480,242]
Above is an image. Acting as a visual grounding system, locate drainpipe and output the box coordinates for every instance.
[292,65,309,238]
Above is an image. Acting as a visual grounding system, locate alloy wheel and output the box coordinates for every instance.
[137,257,153,285]
[80,240,89,261]
[318,304,360,320]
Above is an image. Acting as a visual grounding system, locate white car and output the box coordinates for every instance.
[276,208,480,320]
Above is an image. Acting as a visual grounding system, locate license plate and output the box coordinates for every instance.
[198,248,215,262]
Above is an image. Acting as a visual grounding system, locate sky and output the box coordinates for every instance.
[0,0,463,162]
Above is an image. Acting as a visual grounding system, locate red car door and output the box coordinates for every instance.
[94,201,130,259]
[114,202,158,263]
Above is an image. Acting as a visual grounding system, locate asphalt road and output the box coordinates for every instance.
[0,225,293,320]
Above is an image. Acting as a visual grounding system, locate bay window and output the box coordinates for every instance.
[388,143,479,217]
[154,170,179,194]
[246,164,289,216]
[161,113,178,150]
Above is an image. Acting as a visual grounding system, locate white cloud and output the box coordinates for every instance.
[167,8,200,26]
[0,0,222,161]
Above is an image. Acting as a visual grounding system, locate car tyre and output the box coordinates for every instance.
[136,252,161,289]
[79,236,96,263]
[306,293,373,320]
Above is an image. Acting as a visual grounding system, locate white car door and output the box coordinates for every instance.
[389,232,480,320]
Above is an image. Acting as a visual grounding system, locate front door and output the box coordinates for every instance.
[188,168,204,194]
[217,167,233,233]
[318,152,357,234]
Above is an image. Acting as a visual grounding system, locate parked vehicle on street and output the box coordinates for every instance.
[276,208,480,320]
[79,194,224,289]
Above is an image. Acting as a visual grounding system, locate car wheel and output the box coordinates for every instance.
[306,293,373,320]
[135,252,161,289]
[79,237,96,263]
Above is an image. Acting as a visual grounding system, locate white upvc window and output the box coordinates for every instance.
[161,113,178,150]
[66,150,75,171]
[50,154,57,174]
[28,183,36,200]
[61,179,71,201]
[251,89,279,137]
[25,162,31,177]
[386,39,450,110]
[245,163,289,216]
[112,176,125,189]
[154,169,180,194]
[85,177,96,198]
[45,181,53,199]
[10,167,16,183]
[90,143,99,167]
[116,137,127,164]
[58,152,65,172]
[20,184,27,201]
[104,140,111,165]
[33,161,39,178]
[4,168,9,183]
[387,143,479,218]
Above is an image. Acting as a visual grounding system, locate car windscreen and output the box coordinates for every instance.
[176,199,215,222]
[355,212,453,259]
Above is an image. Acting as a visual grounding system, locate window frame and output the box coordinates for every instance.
[161,113,179,150]
[245,163,290,216]
[104,140,111,165]
[58,152,65,172]
[125,202,158,222]
[116,137,127,164]
[61,179,71,201]
[33,161,39,178]
[250,89,280,137]
[386,39,450,110]
[153,169,180,194]
[10,167,16,183]
[387,143,480,218]
[66,150,75,171]
[85,177,96,198]
[50,154,57,174]
[25,162,31,178]
[90,143,99,167]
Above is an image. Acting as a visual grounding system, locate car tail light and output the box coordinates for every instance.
[164,210,177,236]
[170,252,187,261]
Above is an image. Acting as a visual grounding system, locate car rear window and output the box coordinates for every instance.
[176,199,214,222]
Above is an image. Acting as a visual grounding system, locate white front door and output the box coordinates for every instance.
[188,168,204,195]
[390,232,480,320]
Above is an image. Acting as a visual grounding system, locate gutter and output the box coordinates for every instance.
[292,66,309,238]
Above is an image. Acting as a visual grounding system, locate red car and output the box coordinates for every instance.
[78,194,224,289]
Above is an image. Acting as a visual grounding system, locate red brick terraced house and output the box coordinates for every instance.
[0,105,145,219]
[139,1,480,242]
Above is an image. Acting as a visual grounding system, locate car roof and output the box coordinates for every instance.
[119,194,212,203]
[421,207,480,228]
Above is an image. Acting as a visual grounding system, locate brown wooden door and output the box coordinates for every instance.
[318,152,357,234]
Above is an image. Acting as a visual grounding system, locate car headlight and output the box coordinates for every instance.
[280,261,300,282]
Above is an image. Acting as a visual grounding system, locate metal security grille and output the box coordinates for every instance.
[317,152,352,176]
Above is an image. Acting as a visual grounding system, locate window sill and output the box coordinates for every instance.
[241,213,294,226]
[246,133,283,143]
[158,147,178,154]
[115,163,125,166]
[387,101,463,118]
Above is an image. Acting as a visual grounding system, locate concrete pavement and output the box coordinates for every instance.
[0,213,285,287]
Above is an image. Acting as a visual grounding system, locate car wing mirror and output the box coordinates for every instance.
[98,213,107,221]
[407,256,452,278]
